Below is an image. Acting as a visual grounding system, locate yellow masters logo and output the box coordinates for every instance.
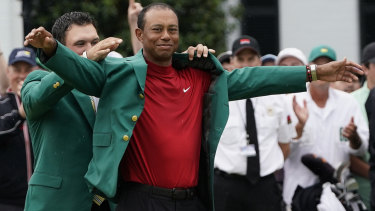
[15,50,31,58]
[320,48,328,53]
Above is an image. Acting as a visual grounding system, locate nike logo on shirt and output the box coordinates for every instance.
[183,87,191,93]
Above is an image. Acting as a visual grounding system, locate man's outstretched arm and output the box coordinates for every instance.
[24,27,122,97]
[226,59,363,100]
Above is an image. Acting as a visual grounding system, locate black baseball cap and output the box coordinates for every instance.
[362,42,375,64]
[232,35,260,56]
[8,47,36,66]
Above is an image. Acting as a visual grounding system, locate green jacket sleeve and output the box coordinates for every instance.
[40,42,107,97]
[226,65,307,101]
[21,70,74,120]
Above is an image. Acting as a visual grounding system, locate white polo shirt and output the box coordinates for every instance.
[214,94,293,177]
[282,88,369,204]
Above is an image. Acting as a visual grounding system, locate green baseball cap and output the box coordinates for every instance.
[308,45,336,62]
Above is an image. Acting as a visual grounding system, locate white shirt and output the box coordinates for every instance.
[283,88,369,204]
[214,94,293,177]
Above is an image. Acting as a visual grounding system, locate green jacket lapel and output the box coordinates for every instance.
[127,50,148,92]
[71,89,95,128]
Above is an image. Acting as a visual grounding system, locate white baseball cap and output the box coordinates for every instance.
[276,48,307,65]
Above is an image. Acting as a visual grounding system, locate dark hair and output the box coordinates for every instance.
[364,62,370,69]
[137,3,178,30]
[52,12,97,44]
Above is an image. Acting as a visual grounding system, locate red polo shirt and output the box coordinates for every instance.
[120,60,211,188]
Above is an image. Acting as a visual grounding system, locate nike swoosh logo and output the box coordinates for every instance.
[183,87,191,93]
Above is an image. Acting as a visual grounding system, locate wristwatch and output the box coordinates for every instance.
[310,64,318,81]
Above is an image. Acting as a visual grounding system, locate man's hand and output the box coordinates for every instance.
[293,95,308,125]
[316,58,363,83]
[292,95,308,139]
[18,103,26,119]
[183,44,216,61]
[128,0,143,54]
[16,80,26,118]
[16,80,24,97]
[128,0,142,25]
[24,27,57,57]
[86,37,123,61]
[343,117,362,149]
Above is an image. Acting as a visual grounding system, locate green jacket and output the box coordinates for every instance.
[41,42,306,210]
[21,70,95,211]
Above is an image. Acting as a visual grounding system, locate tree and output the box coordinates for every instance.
[24,0,228,57]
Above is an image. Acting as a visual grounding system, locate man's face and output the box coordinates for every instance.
[312,57,332,66]
[136,8,179,66]
[231,48,261,69]
[279,57,304,66]
[64,23,99,55]
[7,62,34,94]
[262,61,275,66]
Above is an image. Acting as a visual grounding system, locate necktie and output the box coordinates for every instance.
[246,99,260,184]
[90,96,96,112]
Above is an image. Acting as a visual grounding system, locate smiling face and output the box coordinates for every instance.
[64,23,99,55]
[136,8,179,66]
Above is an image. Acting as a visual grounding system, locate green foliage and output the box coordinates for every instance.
[28,0,228,57]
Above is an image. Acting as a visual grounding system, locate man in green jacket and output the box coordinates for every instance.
[21,12,104,211]
[24,3,363,211]
[22,9,210,211]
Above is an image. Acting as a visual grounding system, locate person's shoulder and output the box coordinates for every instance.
[0,92,16,107]
[126,50,145,62]
[351,86,366,97]
[0,92,11,102]
[331,88,360,106]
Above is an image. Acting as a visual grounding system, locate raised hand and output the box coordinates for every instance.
[18,103,26,118]
[24,27,57,57]
[292,95,308,139]
[316,58,363,83]
[342,117,362,149]
[183,44,216,61]
[86,37,123,61]
[128,0,143,54]
[293,95,308,125]
[16,80,24,97]
[128,0,143,25]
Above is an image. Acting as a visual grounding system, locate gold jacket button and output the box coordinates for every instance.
[139,93,144,99]
[132,115,138,122]
[53,82,60,88]
[123,135,129,141]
